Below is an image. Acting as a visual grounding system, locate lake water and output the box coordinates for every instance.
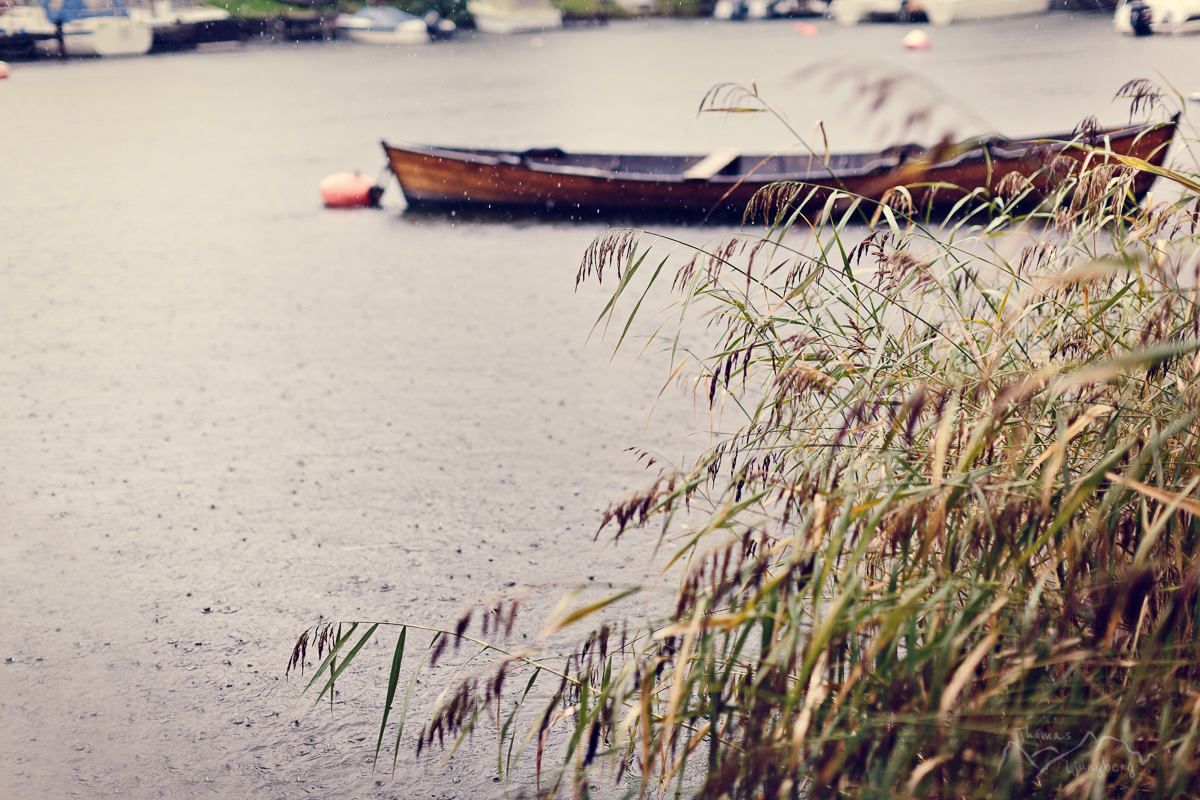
[0,14,1196,799]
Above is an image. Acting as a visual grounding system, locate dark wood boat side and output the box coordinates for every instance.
[382,118,1178,219]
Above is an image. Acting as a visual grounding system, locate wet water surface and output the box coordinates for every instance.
[1,15,1196,799]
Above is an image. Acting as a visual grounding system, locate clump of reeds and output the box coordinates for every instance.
[290,82,1200,798]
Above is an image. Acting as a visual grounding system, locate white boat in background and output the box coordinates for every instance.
[335,6,432,44]
[466,0,562,34]
[831,0,1046,24]
[1112,0,1200,34]
[714,0,826,18]
[126,0,238,48]
[0,0,151,55]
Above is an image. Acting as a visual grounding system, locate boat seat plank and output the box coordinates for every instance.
[682,148,741,180]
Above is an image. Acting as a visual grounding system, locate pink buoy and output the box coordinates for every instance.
[0,62,9,80]
[793,22,818,35]
[902,29,931,49]
[319,172,382,208]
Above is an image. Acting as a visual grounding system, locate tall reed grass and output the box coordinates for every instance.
[290,81,1200,798]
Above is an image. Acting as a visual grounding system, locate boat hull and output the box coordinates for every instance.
[146,18,243,47]
[466,0,563,33]
[834,0,1048,24]
[383,120,1177,219]
[342,26,430,44]
[32,17,152,56]
[335,10,431,45]
[128,5,242,49]
[1113,0,1200,33]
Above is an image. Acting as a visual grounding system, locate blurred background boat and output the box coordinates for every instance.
[1112,0,1200,34]
[830,0,1048,24]
[126,0,240,49]
[713,0,827,19]
[0,0,151,56]
[334,5,454,44]
[335,6,429,43]
[0,1,54,55]
[466,0,562,33]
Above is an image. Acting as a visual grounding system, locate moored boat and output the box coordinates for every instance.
[0,24,53,56]
[0,0,152,56]
[126,0,241,49]
[1112,0,1200,34]
[831,0,1048,25]
[466,0,562,33]
[714,0,826,19]
[335,6,446,45]
[381,118,1178,219]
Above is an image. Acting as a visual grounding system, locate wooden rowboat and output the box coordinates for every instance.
[382,117,1178,220]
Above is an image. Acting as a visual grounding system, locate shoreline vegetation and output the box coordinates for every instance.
[290,80,1200,798]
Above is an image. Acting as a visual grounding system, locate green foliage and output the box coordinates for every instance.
[204,0,296,18]
[204,0,468,23]
[553,0,634,20]
[654,0,713,16]
[290,82,1200,798]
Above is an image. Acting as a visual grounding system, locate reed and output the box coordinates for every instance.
[289,81,1200,798]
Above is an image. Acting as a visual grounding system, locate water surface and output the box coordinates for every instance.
[0,15,1196,799]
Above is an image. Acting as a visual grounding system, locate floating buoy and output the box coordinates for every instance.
[319,172,383,208]
[793,21,818,35]
[902,29,931,49]
[0,62,9,80]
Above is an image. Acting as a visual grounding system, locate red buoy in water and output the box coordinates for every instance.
[0,62,9,80]
[902,29,931,49]
[319,172,382,208]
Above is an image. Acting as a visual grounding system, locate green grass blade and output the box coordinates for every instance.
[391,631,442,773]
[373,626,406,768]
[316,623,379,706]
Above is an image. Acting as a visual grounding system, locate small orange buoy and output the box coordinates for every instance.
[793,22,818,35]
[902,29,931,49]
[0,62,9,79]
[319,172,382,208]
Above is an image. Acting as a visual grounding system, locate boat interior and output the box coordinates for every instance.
[398,120,1163,181]
[444,145,913,180]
